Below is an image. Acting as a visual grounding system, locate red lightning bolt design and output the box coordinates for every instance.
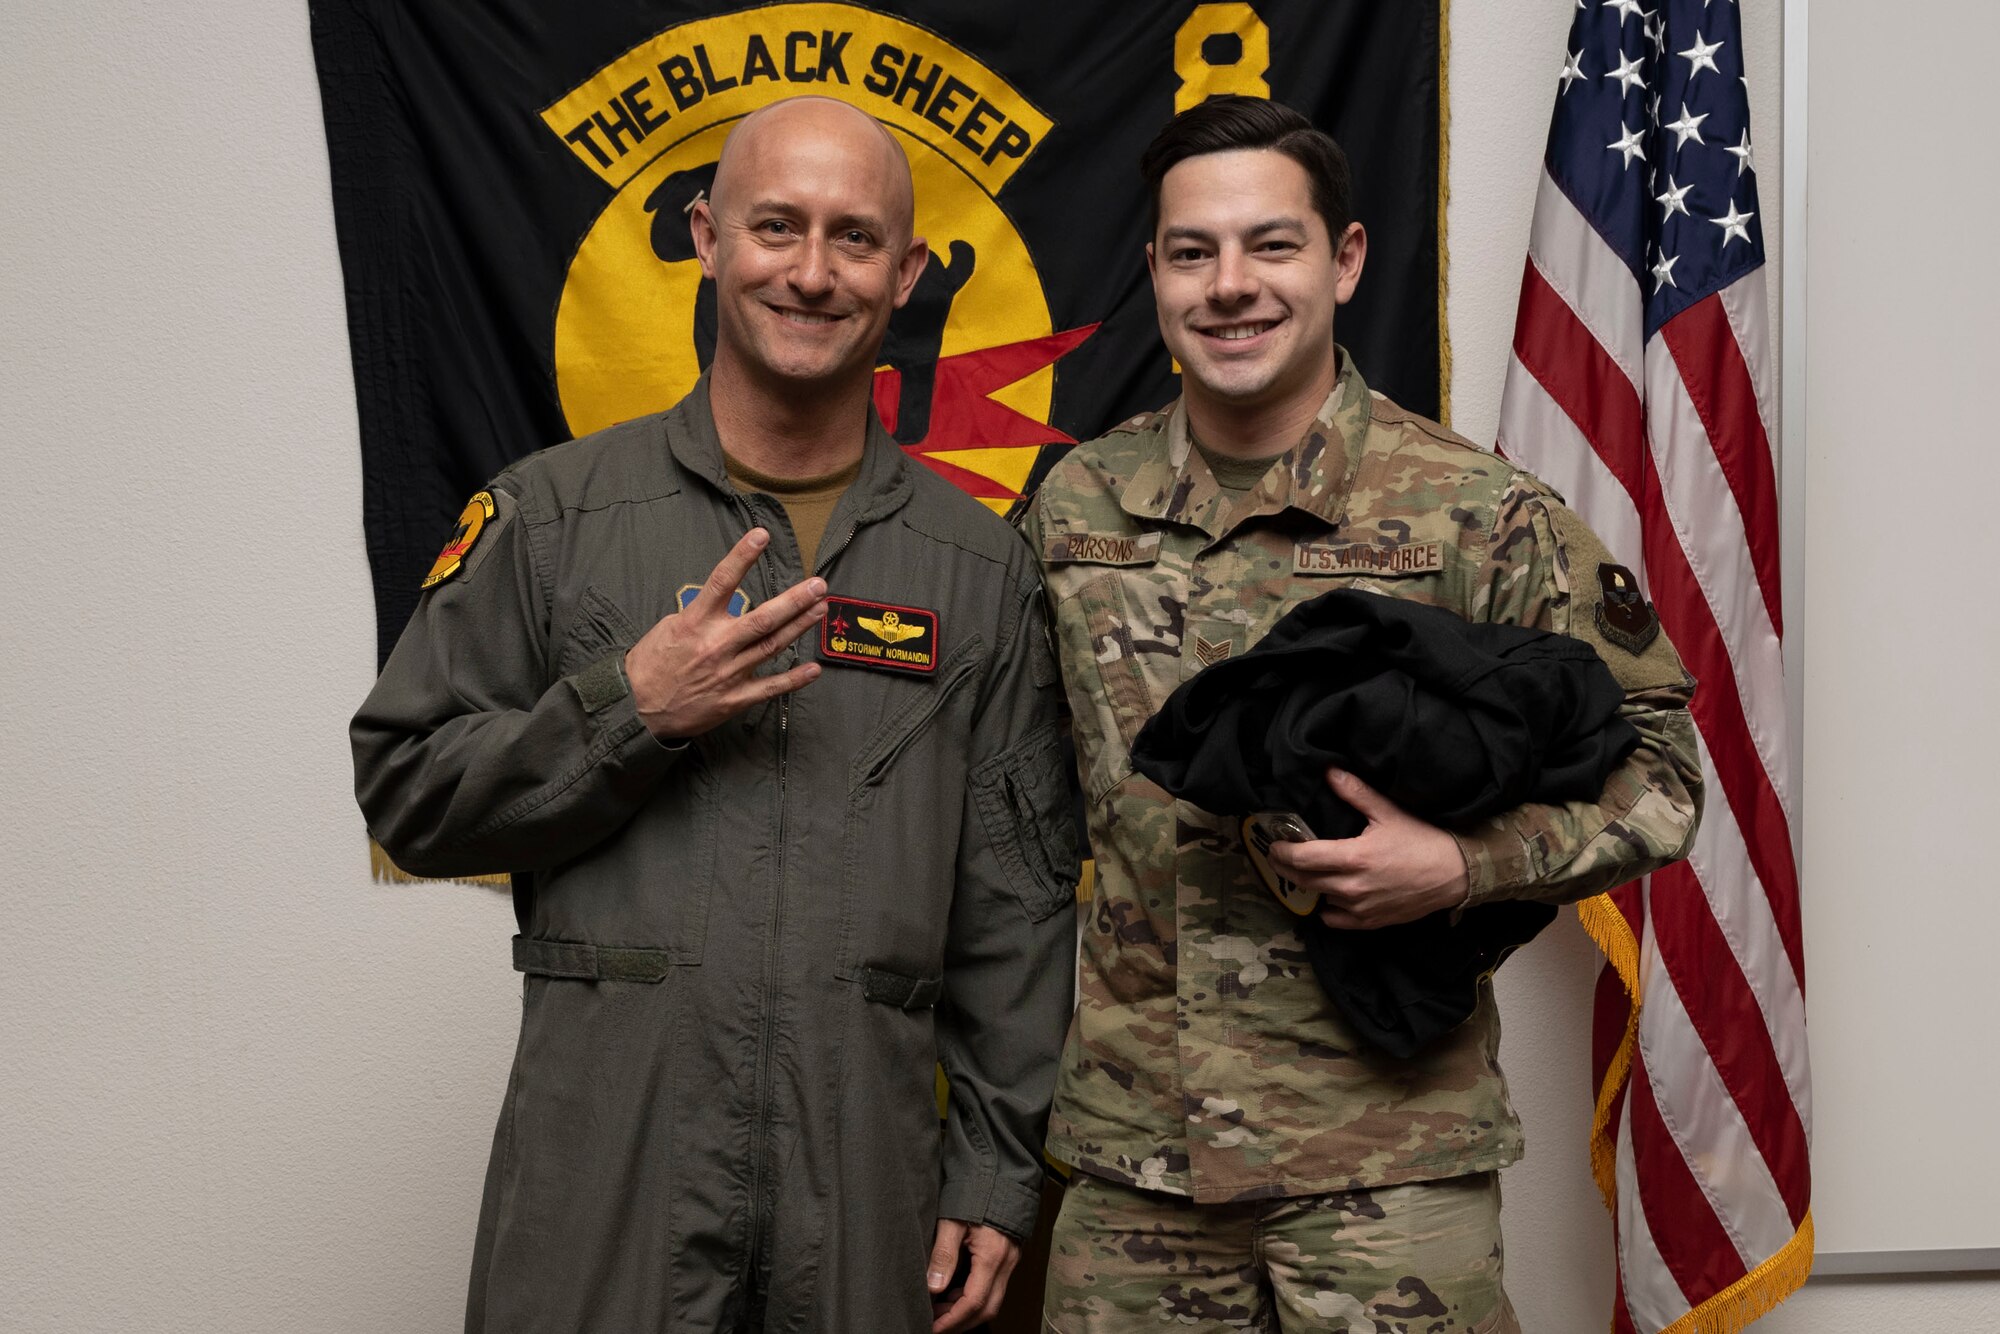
[871,325,1099,501]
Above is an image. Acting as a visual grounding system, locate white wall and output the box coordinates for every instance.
[1795,0,2000,1267]
[2,5,514,1330]
[5,2,1994,1331]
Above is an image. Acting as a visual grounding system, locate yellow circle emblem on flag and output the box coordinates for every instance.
[542,3,1084,514]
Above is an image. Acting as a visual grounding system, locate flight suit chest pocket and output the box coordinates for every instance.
[831,639,984,982]
[1062,570,1184,802]
[848,639,984,792]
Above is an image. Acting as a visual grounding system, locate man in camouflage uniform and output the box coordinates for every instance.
[1024,97,1703,1331]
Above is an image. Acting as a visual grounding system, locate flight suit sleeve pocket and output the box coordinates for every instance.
[970,724,1081,923]
[555,584,642,682]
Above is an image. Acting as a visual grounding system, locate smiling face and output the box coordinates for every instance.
[691,98,929,393]
[1147,148,1365,431]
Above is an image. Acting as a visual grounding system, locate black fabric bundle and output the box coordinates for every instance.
[1131,589,1641,1058]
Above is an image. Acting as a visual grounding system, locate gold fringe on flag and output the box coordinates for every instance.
[1577,892,1814,1331]
[1436,0,1454,429]
[369,838,511,889]
[1660,1214,1815,1334]
[1577,890,1641,1209]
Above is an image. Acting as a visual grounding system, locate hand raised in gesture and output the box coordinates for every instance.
[623,528,827,740]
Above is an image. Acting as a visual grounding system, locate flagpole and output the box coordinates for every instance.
[1781,0,1808,860]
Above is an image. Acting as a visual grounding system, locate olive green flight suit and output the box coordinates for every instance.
[352,381,1078,1333]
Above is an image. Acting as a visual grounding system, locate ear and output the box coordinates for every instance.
[1332,222,1367,305]
[1145,240,1158,286]
[689,199,719,282]
[891,235,931,309]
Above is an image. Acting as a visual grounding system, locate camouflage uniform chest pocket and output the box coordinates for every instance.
[1063,572,1182,801]
[970,723,1081,923]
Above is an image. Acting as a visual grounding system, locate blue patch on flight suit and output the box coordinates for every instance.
[677,584,749,617]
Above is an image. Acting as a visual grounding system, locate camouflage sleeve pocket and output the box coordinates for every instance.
[971,723,1082,922]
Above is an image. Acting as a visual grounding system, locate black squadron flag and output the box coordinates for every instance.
[310,1,1447,667]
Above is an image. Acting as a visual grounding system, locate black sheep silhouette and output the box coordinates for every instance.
[646,164,722,371]
[646,164,974,445]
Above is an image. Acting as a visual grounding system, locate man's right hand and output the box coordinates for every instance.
[624,528,827,740]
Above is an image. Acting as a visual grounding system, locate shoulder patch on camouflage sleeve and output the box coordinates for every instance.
[1543,501,1691,692]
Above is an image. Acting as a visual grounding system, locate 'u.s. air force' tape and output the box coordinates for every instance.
[677,584,749,617]
[1241,811,1322,916]
[819,595,939,676]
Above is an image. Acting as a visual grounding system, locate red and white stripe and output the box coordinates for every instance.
[1498,166,1812,1332]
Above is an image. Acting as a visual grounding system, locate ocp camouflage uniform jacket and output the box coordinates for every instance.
[1022,355,1703,1204]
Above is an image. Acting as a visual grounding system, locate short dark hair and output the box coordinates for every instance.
[1139,95,1353,242]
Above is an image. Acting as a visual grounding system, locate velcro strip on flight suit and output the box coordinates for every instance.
[571,651,631,715]
[861,966,942,1009]
[512,935,672,983]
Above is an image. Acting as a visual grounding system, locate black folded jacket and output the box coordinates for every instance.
[1131,588,1640,1058]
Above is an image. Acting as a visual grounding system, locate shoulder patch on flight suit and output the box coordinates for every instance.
[1544,502,1690,691]
[1042,532,1162,566]
[422,491,502,589]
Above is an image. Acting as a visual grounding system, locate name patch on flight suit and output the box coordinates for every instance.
[1294,538,1445,577]
[421,492,496,589]
[676,583,750,617]
[1042,532,1163,566]
[820,596,939,676]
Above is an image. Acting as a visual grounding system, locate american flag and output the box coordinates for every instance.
[1495,2,1811,1330]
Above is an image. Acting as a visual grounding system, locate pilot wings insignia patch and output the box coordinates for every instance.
[857,610,928,645]
[821,596,939,676]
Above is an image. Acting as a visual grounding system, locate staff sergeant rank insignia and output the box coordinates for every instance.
[821,596,939,676]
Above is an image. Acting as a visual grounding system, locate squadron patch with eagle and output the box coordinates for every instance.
[819,596,939,677]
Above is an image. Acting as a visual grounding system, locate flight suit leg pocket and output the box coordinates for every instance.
[971,723,1082,923]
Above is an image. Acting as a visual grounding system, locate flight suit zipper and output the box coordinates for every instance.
[744,497,861,1281]
[736,495,793,1285]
